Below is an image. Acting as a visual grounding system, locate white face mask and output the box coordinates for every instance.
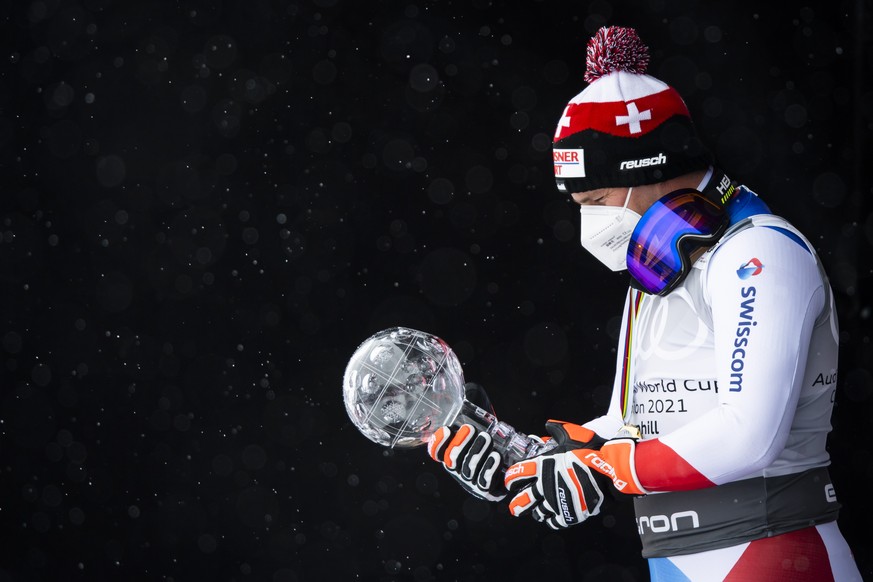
[579,187,642,272]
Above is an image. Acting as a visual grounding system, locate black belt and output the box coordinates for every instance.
[633,466,840,558]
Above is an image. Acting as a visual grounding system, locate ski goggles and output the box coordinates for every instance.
[627,188,729,295]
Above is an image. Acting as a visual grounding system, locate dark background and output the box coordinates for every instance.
[2,0,872,580]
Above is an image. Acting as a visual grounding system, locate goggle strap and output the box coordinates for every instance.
[701,168,739,208]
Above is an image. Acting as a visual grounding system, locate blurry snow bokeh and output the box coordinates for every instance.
[2,1,871,580]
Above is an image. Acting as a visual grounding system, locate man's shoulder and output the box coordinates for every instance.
[697,214,821,299]
[714,214,812,260]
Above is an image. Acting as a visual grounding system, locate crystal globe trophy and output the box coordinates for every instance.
[343,327,554,469]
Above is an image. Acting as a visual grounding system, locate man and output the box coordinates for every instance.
[427,26,862,581]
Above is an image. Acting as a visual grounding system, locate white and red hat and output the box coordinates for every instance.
[553,26,712,194]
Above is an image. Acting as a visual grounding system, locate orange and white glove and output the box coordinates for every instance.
[578,437,648,495]
[427,424,507,502]
[503,420,605,529]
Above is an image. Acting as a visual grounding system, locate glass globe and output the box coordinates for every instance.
[342,327,466,449]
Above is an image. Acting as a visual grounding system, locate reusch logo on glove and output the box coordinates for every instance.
[505,465,524,478]
[557,485,575,523]
[505,461,535,480]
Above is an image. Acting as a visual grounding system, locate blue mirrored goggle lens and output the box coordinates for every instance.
[627,190,726,295]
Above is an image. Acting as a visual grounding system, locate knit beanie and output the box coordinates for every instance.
[553,26,712,194]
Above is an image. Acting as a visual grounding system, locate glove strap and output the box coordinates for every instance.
[578,439,648,495]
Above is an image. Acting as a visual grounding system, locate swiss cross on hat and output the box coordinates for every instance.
[553,27,691,142]
[554,85,690,141]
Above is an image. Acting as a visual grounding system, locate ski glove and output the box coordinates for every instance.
[503,420,606,529]
[427,424,507,502]
[578,436,648,495]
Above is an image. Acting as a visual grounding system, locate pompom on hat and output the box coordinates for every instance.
[553,26,712,194]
